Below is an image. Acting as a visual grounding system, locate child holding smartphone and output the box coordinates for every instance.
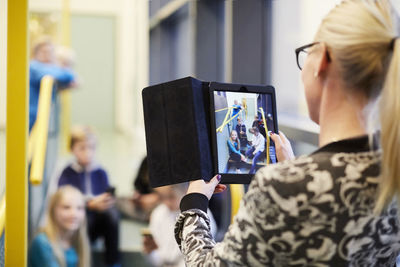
[58,125,120,267]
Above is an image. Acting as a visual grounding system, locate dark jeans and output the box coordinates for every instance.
[224,153,241,173]
[246,147,263,174]
[87,207,120,265]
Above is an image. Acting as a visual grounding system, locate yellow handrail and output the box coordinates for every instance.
[30,76,54,185]
[216,109,243,133]
[216,107,231,132]
[27,123,37,162]
[0,195,5,235]
[6,0,29,264]
[259,107,270,165]
[215,107,229,112]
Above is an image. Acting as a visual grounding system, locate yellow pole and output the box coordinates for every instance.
[5,0,28,265]
[230,184,244,222]
[60,0,72,153]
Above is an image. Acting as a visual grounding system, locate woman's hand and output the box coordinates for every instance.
[270,131,295,162]
[186,175,227,200]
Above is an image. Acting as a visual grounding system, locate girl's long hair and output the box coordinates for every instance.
[229,130,240,150]
[42,185,90,267]
[315,0,399,212]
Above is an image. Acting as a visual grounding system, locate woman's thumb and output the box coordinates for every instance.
[270,132,282,145]
[210,174,221,187]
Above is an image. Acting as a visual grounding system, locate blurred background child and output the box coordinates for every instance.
[28,185,90,267]
[117,156,161,222]
[142,183,217,267]
[58,125,120,267]
[29,37,77,131]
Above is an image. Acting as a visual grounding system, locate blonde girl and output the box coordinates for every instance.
[28,185,90,267]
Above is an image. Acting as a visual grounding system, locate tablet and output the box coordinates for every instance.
[209,82,278,184]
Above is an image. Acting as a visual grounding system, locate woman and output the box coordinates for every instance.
[224,130,245,174]
[29,186,90,267]
[175,0,400,266]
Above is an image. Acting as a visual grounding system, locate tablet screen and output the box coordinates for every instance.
[213,90,277,175]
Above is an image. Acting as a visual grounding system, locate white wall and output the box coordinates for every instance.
[29,0,149,136]
[271,0,399,123]
[270,0,339,120]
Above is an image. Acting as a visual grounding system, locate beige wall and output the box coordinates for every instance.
[29,0,149,136]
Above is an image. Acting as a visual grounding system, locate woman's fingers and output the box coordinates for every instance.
[187,175,222,200]
[214,184,227,194]
[210,174,222,187]
[271,131,295,162]
[270,132,283,147]
[279,131,290,145]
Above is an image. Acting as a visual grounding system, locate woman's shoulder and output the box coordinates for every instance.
[252,150,381,194]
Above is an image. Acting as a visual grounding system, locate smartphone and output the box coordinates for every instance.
[105,186,116,196]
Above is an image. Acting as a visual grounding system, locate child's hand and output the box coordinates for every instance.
[142,234,158,254]
[87,193,115,211]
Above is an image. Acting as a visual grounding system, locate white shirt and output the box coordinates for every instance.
[149,203,217,267]
[252,133,265,154]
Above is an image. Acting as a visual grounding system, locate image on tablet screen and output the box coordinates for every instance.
[213,91,277,174]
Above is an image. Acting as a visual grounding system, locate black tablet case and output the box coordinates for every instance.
[142,77,214,188]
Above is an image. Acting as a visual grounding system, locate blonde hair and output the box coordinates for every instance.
[32,36,54,58]
[42,186,90,267]
[56,46,77,68]
[229,130,240,150]
[315,0,399,212]
[70,125,97,151]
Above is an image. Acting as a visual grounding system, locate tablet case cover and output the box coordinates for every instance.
[142,77,213,188]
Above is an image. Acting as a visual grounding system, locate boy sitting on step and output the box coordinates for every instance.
[58,125,121,267]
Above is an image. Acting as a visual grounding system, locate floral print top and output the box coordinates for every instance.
[175,135,400,266]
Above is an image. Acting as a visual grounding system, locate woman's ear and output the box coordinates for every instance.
[315,43,330,77]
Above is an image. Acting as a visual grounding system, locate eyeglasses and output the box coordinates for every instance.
[295,42,319,70]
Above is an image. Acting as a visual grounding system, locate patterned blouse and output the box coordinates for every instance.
[175,135,400,266]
